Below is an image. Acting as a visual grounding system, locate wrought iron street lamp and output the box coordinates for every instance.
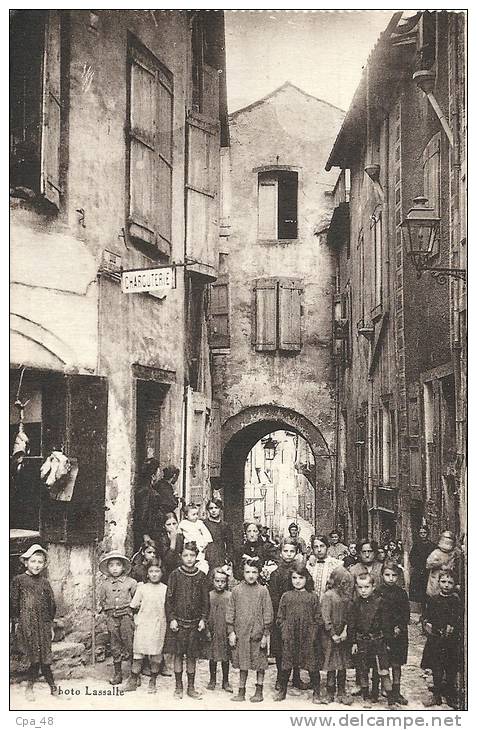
[401,197,466,283]
[263,437,277,461]
[259,485,268,500]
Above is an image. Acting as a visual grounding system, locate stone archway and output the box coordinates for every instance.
[220,405,334,544]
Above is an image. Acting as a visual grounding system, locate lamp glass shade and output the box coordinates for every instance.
[259,486,267,499]
[402,197,440,262]
[263,437,276,461]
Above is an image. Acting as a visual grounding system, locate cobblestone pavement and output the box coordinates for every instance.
[10,619,453,712]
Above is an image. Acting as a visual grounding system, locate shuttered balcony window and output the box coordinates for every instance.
[253,278,303,353]
[127,38,173,258]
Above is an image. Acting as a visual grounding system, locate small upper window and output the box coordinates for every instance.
[10,10,62,208]
[258,170,298,240]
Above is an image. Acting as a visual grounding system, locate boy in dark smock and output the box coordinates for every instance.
[348,573,396,708]
[164,541,209,699]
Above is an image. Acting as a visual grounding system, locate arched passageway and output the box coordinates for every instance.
[220,405,333,545]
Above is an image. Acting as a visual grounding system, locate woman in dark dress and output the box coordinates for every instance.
[203,499,234,573]
[409,525,435,613]
[234,522,278,580]
[134,458,163,549]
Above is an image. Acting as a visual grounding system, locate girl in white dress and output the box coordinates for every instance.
[124,558,167,693]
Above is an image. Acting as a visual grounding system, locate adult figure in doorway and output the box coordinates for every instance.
[348,539,383,589]
[204,498,234,574]
[287,522,307,555]
[154,465,180,525]
[134,457,163,549]
[327,529,349,560]
[409,525,435,615]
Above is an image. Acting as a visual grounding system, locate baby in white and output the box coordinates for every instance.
[178,503,213,574]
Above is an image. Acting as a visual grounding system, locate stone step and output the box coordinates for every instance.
[10,640,87,683]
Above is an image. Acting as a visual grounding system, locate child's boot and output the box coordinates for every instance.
[110,661,123,685]
[148,674,158,694]
[221,662,233,693]
[249,683,264,702]
[393,683,408,706]
[207,661,217,690]
[292,667,310,690]
[187,672,202,699]
[275,673,288,701]
[124,673,139,692]
[231,687,246,702]
[361,687,372,709]
[25,682,35,702]
[336,671,352,705]
[370,675,379,703]
[174,671,183,699]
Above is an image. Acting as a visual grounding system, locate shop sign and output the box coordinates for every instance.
[121,266,175,295]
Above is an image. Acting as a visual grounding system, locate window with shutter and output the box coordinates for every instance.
[278,279,302,352]
[128,38,173,257]
[208,401,222,478]
[253,278,278,351]
[40,374,108,545]
[253,277,303,353]
[10,10,62,208]
[257,170,298,240]
[209,274,230,349]
[423,132,441,216]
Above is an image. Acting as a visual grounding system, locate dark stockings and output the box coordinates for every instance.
[27,663,55,688]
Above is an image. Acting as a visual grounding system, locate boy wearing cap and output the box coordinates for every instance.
[98,551,137,685]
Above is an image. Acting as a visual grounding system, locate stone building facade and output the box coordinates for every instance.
[211,83,344,542]
[326,11,466,559]
[10,9,228,633]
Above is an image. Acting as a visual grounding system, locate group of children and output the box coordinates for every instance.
[11,526,463,708]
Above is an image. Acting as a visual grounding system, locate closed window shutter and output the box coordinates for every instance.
[40,10,61,208]
[423,132,441,216]
[156,74,173,255]
[278,278,302,351]
[129,47,157,246]
[208,401,222,477]
[258,176,278,239]
[40,374,108,545]
[253,278,278,351]
[209,274,230,348]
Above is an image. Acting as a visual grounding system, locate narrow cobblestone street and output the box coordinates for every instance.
[10,619,449,712]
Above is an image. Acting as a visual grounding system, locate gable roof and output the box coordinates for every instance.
[229,81,345,120]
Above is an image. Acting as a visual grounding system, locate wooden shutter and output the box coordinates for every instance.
[278,278,302,352]
[209,274,230,348]
[423,132,441,216]
[40,374,108,545]
[129,45,157,247]
[258,175,278,239]
[40,10,61,208]
[208,401,222,478]
[156,72,173,255]
[372,212,383,310]
[201,63,219,120]
[186,113,220,277]
[253,278,278,351]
